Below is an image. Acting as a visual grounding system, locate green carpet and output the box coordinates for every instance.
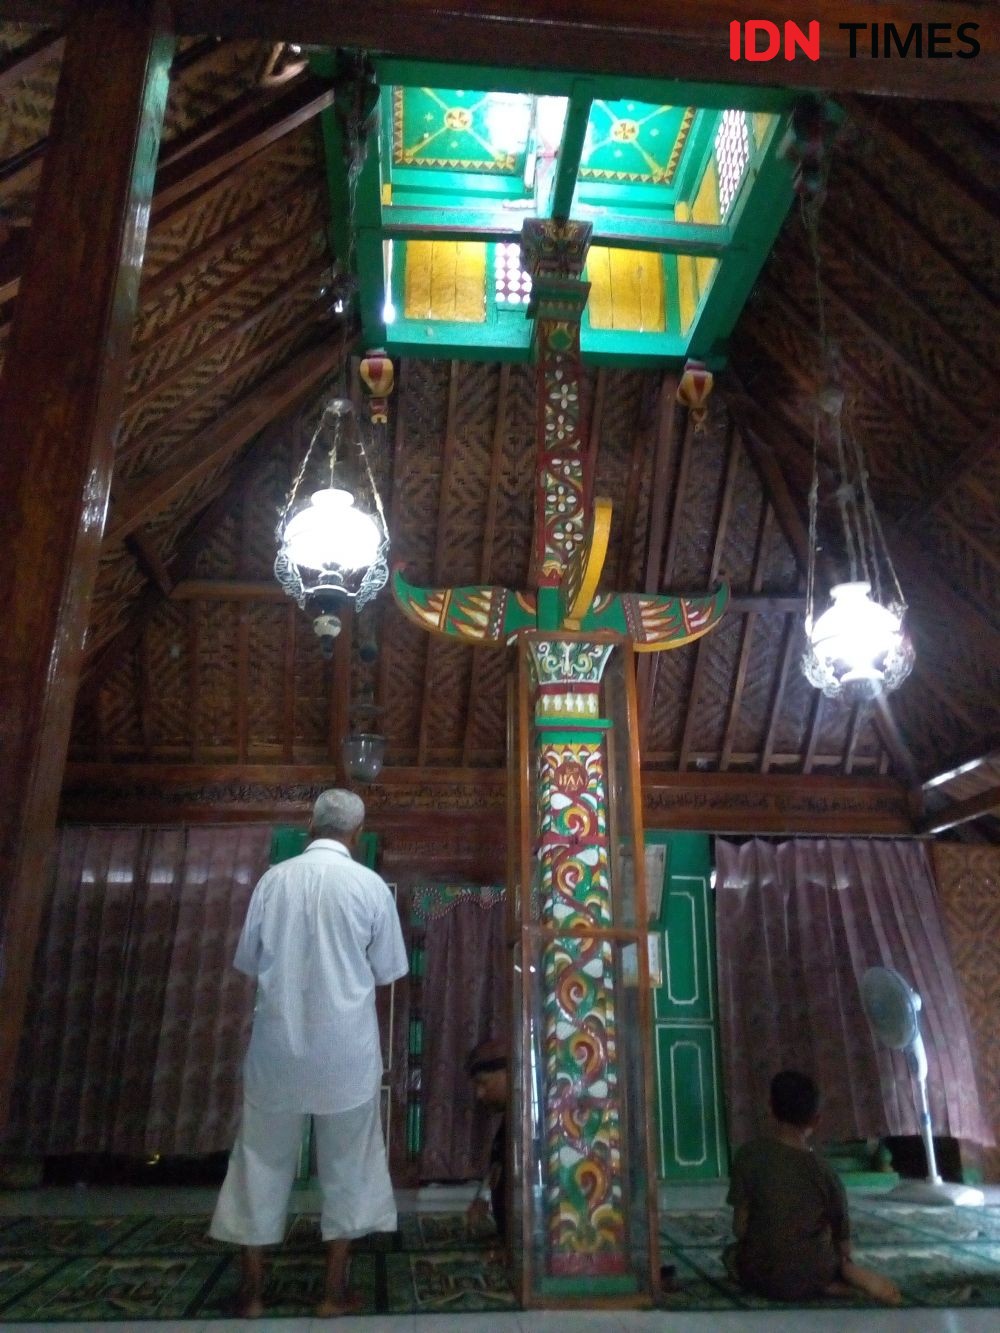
[1,1204,999,1319]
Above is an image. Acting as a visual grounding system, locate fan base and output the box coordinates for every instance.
[887,1179,985,1207]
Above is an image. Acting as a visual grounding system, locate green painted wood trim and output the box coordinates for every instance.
[551,80,595,220]
[372,57,796,113]
[534,722,613,738]
[684,114,794,359]
[383,204,730,256]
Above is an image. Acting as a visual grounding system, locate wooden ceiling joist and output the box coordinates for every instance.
[923,785,1000,835]
[150,73,335,221]
[637,373,679,745]
[123,255,329,420]
[462,360,510,767]
[0,29,63,91]
[417,358,461,767]
[106,332,345,546]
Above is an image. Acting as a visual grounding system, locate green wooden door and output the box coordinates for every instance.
[647,831,727,1180]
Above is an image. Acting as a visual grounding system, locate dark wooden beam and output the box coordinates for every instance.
[328,604,353,780]
[125,530,173,597]
[0,0,173,1132]
[637,373,679,746]
[841,157,1000,314]
[10,0,1000,99]
[615,376,652,590]
[57,760,913,836]
[850,99,1000,225]
[924,745,1000,792]
[678,420,738,771]
[106,332,343,545]
[134,209,324,359]
[719,497,773,771]
[123,256,329,420]
[150,73,334,220]
[0,29,63,92]
[137,166,318,306]
[417,359,460,767]
[923,785,1000,835]
[802,691,825,775]
[463,361,509,767]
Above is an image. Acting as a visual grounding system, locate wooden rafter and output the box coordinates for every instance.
[0,29,63,92]
[614,377,652,590]
[720,498,774,772]
[802,691,825,775]
[377,359,410,719]
[122,257,329,420]
[417,359,460,767]
[759,616,798,775]
[105,333,344,546]
[849,100,1000,226]
[0,73,334,308]
[923,785,1000,835]
[462,361,510,767]
[134,210,324,360]
[677,420,739,772]
[777,244,987,437]
[637,373,678,745]
[137,167,318,307]
[842,701,863,776]
[841,158,1000,314]
[641,405,694,742]
[150,74,335,221]
[117,311,328,468]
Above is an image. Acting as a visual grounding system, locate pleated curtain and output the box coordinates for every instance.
[3,824,270,1156]
[715,836,993,1150]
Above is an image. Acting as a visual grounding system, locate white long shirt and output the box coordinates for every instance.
[233,839,408,1113]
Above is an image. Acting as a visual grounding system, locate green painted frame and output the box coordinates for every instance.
[314,52,797,366]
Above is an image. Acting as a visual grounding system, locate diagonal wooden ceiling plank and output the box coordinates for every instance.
[105,332,346,546]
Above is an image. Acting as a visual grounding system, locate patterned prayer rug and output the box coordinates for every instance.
[1,1204,999,1319]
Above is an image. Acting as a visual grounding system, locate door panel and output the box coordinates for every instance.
[647,832,728,1180]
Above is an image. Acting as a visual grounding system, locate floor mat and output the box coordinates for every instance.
[1,1205,999,1318]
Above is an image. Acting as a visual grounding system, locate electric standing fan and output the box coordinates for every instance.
[861,966,984,1206]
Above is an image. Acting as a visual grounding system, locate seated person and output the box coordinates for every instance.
[725,1070,901,1306]
[465,1037,507,1244]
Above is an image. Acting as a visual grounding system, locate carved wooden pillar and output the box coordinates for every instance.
[0,1,174,1128]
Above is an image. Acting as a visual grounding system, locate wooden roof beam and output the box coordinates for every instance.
[11,2,998,98]
[462,362,510,767]
[0,72,334,307]
[105,332,345,546]
[924,745,1000,791]
[417,359,460,767]
[0,30,63,91]
[678,420,739,771]
[849,99,1000,225]
[719,497,774,772]
[922,785,1000,835]
[637,373,679,747]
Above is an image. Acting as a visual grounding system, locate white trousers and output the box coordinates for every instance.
[209,1095,396,1245]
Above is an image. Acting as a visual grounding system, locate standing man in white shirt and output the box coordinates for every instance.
[210,789,408,1318]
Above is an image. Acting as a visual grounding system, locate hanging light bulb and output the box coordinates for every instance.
[283,488,382,572]
[803,582,913,702]
[274,380,391,657]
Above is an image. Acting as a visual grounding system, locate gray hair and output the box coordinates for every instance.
[311,788,365,838]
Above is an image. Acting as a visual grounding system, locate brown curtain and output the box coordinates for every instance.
[3,824,270,1156]
[715,837,992,1150]
[932,844,1000,1182]
[418,892,507,1181]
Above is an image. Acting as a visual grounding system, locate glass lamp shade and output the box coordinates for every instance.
[803,581,913,700]
[342,732,385,783]
[281,488,381,572]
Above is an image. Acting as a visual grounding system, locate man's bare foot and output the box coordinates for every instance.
[314,1291,363,1317]
[235,1289,264,1318]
